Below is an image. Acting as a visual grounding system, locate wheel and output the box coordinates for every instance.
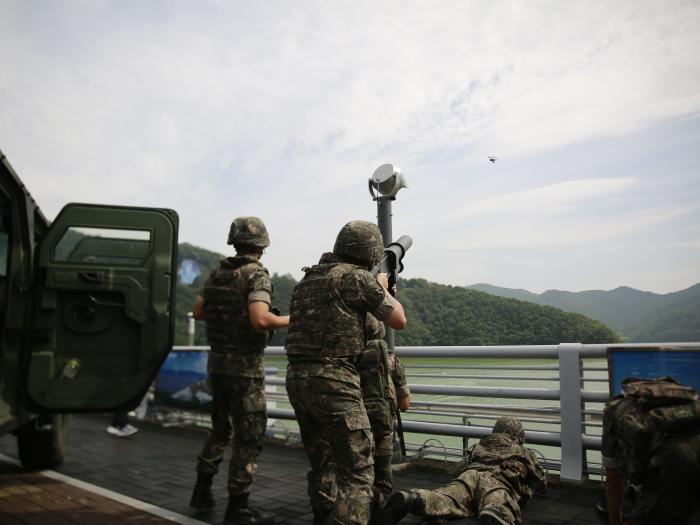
[16,414,71,469]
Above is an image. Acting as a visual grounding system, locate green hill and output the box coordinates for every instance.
[467,283,700,342]
[396,279,618,345]
[175,243,620,346]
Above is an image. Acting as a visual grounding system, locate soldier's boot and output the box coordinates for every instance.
[373,491,418,525]
[312,509,331,525]
[223,494,275,525]
[190,474,215,510]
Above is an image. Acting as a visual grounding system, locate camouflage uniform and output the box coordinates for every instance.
[602,376,700,525]
[358,314,409,506]
[404,417,545,525]
[285,236,396,525]
[195,253,272,497]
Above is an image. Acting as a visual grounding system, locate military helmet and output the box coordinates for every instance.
[333,221,384,265]
[227,217,270,248]
[492,416,525,443]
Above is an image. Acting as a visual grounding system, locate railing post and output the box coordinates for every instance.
[558,343,584,481]
[187,312,196,346]
[462,416,470,458]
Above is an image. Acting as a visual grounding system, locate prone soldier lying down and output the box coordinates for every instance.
[376,416,546,525]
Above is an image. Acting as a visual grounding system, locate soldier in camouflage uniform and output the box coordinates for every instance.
[358,313,410,508]
[190,217,289,525]
[602,376,700,525]
[377,416,546,525]
[285,221,407,525]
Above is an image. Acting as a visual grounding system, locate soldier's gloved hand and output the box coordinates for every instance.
[376,272,389,290]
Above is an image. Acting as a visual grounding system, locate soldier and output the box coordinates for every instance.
[602,376,700,525]
[285,221,407,525]
[358,313,411,508]
[189,217,289,525]
[377,416,546,525]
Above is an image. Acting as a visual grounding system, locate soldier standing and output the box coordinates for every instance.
[358,313,411,508]
[285,221,407,525]
[190,217,289,525]
[377,416,546,525]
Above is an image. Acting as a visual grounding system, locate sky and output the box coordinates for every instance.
[1,1,699,294]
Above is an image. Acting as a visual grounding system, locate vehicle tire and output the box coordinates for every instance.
[16,414,71,470]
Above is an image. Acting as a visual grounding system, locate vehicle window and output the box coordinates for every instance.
[54,227,151,266]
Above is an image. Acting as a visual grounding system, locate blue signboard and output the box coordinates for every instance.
[608,347,700,396]
[154,349,279,410]
[155,349,212,408]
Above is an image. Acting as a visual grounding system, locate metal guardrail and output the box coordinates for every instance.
[170,342,700,482]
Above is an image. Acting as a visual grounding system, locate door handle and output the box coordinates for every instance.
[79,271,104,284]
[72,305,96,321]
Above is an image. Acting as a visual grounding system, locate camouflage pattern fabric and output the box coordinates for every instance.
[286,370,374,525]
[203,256,272,378]
[286,261,392,359]
[333,220,384,266]
[410,431,545,525]
[492,416,525,444]
[195,374,267,496]
[227,216,270,247]
[195,254,273,496]
[602,376,700,524]
[359,314,410,505]
[285,255,396,525]
[413,470,521,524]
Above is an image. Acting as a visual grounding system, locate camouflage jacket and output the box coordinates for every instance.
[202,255,272,378]
[464,433,546,502]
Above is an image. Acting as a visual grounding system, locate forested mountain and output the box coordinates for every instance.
[175,243,619,346]
[468,283,700,342]
[395,279,618,345]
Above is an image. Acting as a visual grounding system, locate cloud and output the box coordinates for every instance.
[1,1,699,293]
[449,177,637,219]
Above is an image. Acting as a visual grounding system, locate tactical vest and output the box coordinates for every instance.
[604,376,700,485]
[286,262,367,358]
[203,256,268,353]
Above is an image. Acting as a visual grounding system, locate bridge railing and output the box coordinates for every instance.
[165,342,699,482]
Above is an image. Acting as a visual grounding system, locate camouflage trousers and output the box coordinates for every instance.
[413,470,521,525]
[195,374,267,496]
[365,399,394,506]
[286,374,374,525]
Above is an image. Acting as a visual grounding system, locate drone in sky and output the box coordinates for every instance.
[488,155,497,163]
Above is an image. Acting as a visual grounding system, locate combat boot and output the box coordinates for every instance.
[189,473,215,510]
[223,494,275,525]
[372,491,418,525]
[312,508,331,525]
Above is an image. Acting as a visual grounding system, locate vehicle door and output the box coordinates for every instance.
[26,203,178,411]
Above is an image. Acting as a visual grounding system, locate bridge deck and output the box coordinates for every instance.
[0,415,605,525]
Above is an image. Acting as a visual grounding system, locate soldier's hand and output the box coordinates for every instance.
[376,272,389,290]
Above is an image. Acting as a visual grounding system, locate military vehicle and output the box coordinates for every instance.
[0,149,178,468]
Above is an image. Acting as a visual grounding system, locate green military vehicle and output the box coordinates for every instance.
[0,149,178,468]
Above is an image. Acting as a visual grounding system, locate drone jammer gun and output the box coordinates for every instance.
[371,234,413,291]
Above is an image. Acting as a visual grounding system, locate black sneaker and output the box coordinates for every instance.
[596,493,607,514]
